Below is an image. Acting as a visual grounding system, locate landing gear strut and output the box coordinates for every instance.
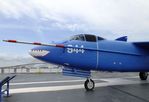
[84,78,95,91]
[139,72,148,80]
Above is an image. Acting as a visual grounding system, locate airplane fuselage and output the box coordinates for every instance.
[4,34,149,91]
[31,39,149,72]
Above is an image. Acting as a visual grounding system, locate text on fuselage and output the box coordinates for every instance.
[67,45,85,54]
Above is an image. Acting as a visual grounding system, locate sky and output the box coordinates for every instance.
[0,0,149,66]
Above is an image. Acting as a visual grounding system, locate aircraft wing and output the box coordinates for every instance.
[133,42,149,49]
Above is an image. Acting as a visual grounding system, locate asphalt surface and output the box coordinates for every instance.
[0,72,149,102]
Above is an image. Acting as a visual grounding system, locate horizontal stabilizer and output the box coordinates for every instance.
[63,67,91,78]
[115,36,127,42]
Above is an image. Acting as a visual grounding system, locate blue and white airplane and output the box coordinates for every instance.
[3,34,149,91]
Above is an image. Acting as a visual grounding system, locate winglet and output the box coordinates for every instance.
[115,36,127,42]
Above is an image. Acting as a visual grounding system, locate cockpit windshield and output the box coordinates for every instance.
[85,34,96,42]
[70,34,104,42]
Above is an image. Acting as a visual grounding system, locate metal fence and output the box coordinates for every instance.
[0,67,62,74]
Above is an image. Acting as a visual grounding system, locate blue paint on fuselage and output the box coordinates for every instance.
[32,46,63,65]
[61,40,97,70]
[31,38,149,72]
[98,40,149,72]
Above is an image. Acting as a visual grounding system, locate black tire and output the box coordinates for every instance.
[84,79,95,91]
[139,72,148,80]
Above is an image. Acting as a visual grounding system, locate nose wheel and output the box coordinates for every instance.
[139,72,148,80]
[84,79,95,91]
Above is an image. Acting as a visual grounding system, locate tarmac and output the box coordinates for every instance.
[1,72,149,102]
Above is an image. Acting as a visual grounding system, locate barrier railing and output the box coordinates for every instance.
[0,75,16,102]
[0,68,62,74]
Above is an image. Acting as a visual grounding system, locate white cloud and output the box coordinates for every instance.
[0,0,149,41]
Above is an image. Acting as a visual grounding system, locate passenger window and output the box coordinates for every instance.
[85,35,97,42]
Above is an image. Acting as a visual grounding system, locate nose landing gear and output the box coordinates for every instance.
[139,72,148,80]
[84,78,95,91]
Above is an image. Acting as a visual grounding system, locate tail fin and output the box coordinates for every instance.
[115,36,127,42]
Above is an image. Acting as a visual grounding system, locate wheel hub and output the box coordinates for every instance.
[87,80,93,89]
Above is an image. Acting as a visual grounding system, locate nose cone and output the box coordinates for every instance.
[29,47,50,57]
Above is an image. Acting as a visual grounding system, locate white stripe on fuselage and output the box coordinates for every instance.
[10,79,88,85]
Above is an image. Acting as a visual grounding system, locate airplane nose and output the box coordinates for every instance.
[29,48,50,57]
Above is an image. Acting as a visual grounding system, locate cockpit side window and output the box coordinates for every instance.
[98,36,105,40]
[70,35,85,41]
[85,35,97,42]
